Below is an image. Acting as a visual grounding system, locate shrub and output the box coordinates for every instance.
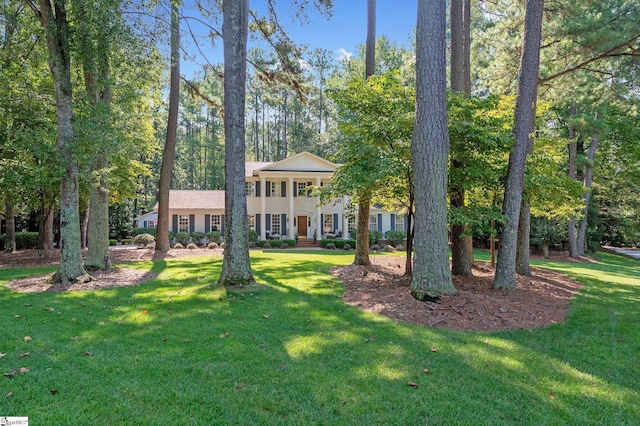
[263,241,271,248]
[187,243,198,249]
[283,239,296,248]
[281,242,289,249]
[207,242,219,249]
[206,231,222,244]
[248,241,256,248]
[343,243,351,250]
[370,244,382,251]
[384,230,406,246]
[270,240,282,248]
[121,239,132,245]
[14,232,39,250]
[174,232,190,245]
[256,240,268,248]
[349,228,357,240]
[133,233,155,246]
[325,243,336,250]
[248,229,258,243]
[191,231,206,246]
[173,243,184,249]
[131,227,157,237]
[109,239,117,246]
[320,239,335,248]
[346,239,356,248]
[369,230,383,245]
[334,239,346,249]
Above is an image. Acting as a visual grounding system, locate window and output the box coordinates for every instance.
[395,214,405,231]
[347,215,356,234]
[270,181,281,197]
[246,182,256,197]
[178,215,190,233]
[297,181,310,197]
[369,214,377,231]
[210,214,222,231]
[248,215,255,230]
[324,214,333,233]
[271,214,281,235]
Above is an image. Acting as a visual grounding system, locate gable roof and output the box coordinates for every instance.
[253,151,338,174]
[153,190,225,211]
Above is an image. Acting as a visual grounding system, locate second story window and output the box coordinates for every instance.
[270,181,281,197]
[246,182,256,197]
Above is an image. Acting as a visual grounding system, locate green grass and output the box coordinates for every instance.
[0,250,638,425]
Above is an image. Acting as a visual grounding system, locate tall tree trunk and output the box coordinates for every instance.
[32,0,88,284]
[515,200,532,275]
[567,103,578,258]
[410,0,456,298]
[155,0,180,253]
[217,0,255,286]
[353,0,376,266]
[5,196,16,252]
[37,205,54,250]
[80,203,89,249]
[85,153,110,269]
[493,0,544,290]
[449,0,472,276]
[577,133,599,254]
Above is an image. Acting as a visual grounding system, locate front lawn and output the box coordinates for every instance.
[1,251,638,425]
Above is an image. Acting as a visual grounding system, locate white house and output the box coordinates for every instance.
[134,152,407,240]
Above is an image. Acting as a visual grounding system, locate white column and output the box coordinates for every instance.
[342,196,349,239]
[315,177,322,240]
[260,177,266,240]
[288,177,295,239]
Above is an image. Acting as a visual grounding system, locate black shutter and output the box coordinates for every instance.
[221,214,225,233]
[256,214,261,236]
[172,215,178,233]
[189,215,195,233]
[293,182,297,197]
[333,213,339,231]
[266,214,271,232]
[390,214,396,231]
[256,181,261,197]
[320,214,324,235]
[377,214,383,232]
[205,214,211,233]
[266,181,271,197]
[143,221,148,228]
[281,214,286,235]
[281,181,286,197]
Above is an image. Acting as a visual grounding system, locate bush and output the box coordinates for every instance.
[384,230,406,246]
[131,227,156,237]
[349,228,357,240]
[270,240,282,248]
[370,243,382,251]
[121,239,132,245]
[334,239,346,249]
[343,243,351,250]
[207,242,219,249]
[173,243,184,249]
[263,241,271,248]
[248,229,258,243]
[187,243,198,249]
[206,231,222,244]
[174,232,190,245]
[369,230,383,245]
[325,243,336,250]
[109,239,117,246]
[133,233,155,246]
[283,239,296,247]
[14,232,39,250]
[256,240,268,248]
[281,242,289,249]
[320,239,335,248]
[191,231,206,246]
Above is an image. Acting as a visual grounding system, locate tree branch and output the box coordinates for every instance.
[539,33,640,84]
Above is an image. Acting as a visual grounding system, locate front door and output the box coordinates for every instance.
[297,216,308,238]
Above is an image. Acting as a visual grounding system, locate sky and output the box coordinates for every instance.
[180,0,417,77]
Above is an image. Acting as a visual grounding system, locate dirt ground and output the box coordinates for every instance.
[2,248,584,331]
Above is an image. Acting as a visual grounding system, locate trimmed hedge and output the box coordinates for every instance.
[0,232,39,250]
[321,239,356,249]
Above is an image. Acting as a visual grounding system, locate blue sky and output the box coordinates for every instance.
[180,0,417,77]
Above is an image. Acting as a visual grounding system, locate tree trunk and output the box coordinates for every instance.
[577,133,599,254]
[217,0,255,286]
[516,200,532,276]
[567,103,578,258]
[37,205,55,250]
[85,153,110,269]
[542,243,549,259]
[155,0,180,253]
[493,0,544,290]
[35,0,87,284]
[353,0,376,267]
[354,192,371,266]
[80,202,89,249]
[450,187,472,276]
[410,0,455,298]
[5,197,16,252]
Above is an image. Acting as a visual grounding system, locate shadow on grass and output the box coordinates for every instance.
[0,250,638,424]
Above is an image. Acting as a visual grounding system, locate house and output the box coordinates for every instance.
[134,152,407,240]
